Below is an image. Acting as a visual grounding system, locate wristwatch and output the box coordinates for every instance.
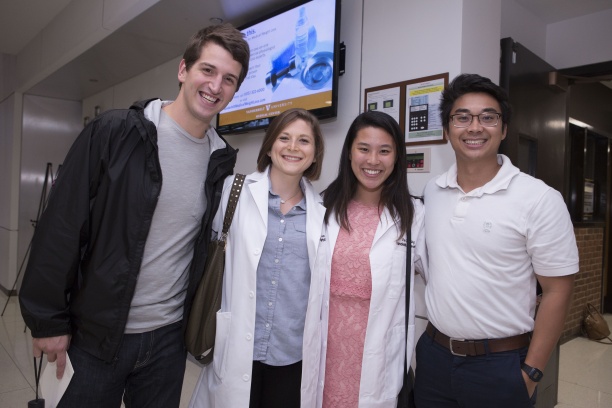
[521,363,544,382]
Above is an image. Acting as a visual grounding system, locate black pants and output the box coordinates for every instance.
[414,331,537,408]
[249,360,302,408]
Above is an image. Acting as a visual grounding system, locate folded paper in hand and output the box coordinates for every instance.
[40,354,74,408]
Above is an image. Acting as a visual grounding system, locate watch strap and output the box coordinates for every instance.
[521,363,544,382]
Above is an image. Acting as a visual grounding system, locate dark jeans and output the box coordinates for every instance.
[249,360,302,408]
[413,331,537,408]
[58,320,187,408]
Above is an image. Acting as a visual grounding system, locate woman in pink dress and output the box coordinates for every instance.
[320,111,426,407]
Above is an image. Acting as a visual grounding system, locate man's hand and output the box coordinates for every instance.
[521,370,537,398]
[32,335,71,379]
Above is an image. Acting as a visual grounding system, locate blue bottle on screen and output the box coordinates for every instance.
[265,16,317,91]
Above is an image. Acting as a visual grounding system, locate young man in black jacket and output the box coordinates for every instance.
[19,23,249,408]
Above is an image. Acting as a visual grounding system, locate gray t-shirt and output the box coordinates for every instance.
[125,109,210,333]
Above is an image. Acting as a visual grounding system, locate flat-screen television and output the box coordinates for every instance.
[217,0,341,134]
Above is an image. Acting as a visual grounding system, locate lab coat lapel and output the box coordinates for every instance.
[247,170,270,229]
[372,207,396,246]
[303,183,325,267]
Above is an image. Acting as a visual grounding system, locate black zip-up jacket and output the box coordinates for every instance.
[19,99,237,363]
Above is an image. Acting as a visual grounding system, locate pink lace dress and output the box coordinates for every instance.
[323,200,379,408]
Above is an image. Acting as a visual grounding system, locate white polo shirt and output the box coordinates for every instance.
[423,154,579,339]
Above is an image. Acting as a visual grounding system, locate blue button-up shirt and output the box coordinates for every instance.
[253,185,310,366]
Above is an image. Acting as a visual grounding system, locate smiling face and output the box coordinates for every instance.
[446,92,507,166]
[268,119,316,179]
[350,126,396,204]
[174,41,243,132]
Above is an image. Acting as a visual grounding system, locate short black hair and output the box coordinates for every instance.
[440,73,512,132]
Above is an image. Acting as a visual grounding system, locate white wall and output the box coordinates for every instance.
[546,9,612,69]
[462,0,502,82]
[0,53,16,101]
[500,0,547,61]
[0,94,20,290]
[500,1,612,71]
[16,96,83,291]
[82,56,181,120]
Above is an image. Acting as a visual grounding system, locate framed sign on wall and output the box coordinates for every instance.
[364,72,449,146]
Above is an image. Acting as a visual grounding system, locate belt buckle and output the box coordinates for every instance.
[449,338,467,356]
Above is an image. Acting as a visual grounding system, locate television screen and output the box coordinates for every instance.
[217,0,340,134]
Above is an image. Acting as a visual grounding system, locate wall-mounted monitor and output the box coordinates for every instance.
[217,0,341,134]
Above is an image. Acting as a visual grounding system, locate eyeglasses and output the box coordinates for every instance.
[450,112,501,128]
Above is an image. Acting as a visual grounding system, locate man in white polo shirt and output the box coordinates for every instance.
[414,73,578,408]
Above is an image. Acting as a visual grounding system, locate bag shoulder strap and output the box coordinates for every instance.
[405,228,412,341]
[405,196,420,333]
[221,174,246,237]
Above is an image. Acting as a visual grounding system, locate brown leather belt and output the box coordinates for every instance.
[426,322,531,357]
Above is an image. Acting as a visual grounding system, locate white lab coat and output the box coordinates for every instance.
[316,198,426,408]
[189,168,329,408]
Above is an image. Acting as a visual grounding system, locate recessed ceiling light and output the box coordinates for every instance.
[210,17,223,24]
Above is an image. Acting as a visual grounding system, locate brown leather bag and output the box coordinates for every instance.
[185,174,246,363]
[582,302,612,344]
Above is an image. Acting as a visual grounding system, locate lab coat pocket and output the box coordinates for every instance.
[213,311,232,381]
[383,325,405,399]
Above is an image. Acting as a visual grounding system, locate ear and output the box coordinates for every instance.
[501,124,508,141]
[178,59,187,84]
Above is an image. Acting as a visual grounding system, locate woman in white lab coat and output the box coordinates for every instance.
[319,110,425,408]
[189,108,328,408]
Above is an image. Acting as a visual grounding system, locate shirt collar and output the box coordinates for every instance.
[267,174,307,210]
[435,154,520,196]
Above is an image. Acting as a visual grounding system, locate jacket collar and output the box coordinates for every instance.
[141,99,227,153]
[435,154,520,197]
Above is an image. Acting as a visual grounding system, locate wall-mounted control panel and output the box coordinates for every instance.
[406,147,431,173]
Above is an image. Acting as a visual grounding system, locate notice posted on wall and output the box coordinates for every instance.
[405,77,445,144]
